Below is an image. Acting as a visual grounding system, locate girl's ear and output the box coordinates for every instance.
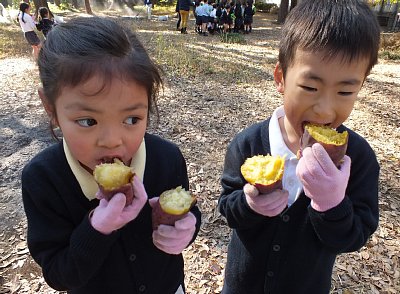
[274,62,285,94]
[38,88,58,126]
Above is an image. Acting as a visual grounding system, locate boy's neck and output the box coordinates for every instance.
[278,116,300,154]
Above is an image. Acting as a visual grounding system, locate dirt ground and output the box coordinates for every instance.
[0,10,399,294]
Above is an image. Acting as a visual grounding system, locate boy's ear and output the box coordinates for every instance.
[38,87,58,126]
[274,62,285,94]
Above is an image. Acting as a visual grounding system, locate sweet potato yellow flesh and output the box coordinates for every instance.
[93,159,133,191]
[305,124,348,146]
[159,186,195,215]
[241,155,285,186]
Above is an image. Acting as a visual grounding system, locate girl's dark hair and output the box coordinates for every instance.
[278,0,380,77]
[38,7,49,20]
[18,2,30,23]
[38,17,162,132]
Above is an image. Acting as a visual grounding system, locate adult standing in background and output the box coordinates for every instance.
[144,0,152,20]
[176,0,181,30]
[179,0,192,34]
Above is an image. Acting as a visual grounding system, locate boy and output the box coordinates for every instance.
[218,0,380,293]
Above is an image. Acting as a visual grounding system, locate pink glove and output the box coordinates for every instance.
[90,175,148,235]
[244,183,289,217]
[296,143,351,212]
[149,197,196,255]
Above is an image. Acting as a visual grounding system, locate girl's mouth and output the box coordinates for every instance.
[99,157,123,164]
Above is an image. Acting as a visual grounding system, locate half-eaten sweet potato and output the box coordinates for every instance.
[93,159,135,205]
[240,154,285,194]
[151,186,196,230]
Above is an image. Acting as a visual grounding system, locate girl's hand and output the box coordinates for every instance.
[296,143,351,212]
[152,212,196,255]
[90,175,148,235]
[244,183,288,217]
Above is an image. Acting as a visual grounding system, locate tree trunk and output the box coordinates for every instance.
[32,0,54,20]
[278,0,289,24]
[290,0,297,11]
[85,0,93,14]
[54,0,61,7]
[72,0,79,9]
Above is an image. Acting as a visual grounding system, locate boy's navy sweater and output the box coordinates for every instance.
[22,133,201,294]
[218,118,379,294]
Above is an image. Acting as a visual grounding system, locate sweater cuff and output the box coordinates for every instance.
[309,196,353,221]
[70,211,119,259]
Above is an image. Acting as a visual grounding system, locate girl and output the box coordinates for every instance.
[17,2,40,58]
[21,17,201,294]
[36,7,54,38]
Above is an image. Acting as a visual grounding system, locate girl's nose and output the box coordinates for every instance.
[97,127,123,149]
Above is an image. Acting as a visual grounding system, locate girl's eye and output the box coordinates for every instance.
[124,117,139,125]
[76,118,97,127]
[301,85,317,92]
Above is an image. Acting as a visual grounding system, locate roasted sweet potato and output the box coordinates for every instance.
[240,154,285,194]
[151,186,196,230]
[299,123,348,167]
[93,159,135,205]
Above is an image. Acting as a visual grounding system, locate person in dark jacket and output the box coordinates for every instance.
[218,1,380,293]
[22,17,201,294]
[36,7,54,38]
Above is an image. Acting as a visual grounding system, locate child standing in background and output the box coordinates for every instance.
[36,7,54,38]
[22,17,201,294]
[218,0,380,293]
[17,2,41,59]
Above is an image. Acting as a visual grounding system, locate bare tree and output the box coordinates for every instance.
[278,0,289,24]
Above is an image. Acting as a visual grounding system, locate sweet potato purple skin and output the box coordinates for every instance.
[299,128,348,167]
[99,182,134,206]
[151,200,188,230]
[254,179,283,195]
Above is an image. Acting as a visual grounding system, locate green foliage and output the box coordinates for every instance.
[254,3,278,13]
[379,50,400,60]
[220,32,246,44]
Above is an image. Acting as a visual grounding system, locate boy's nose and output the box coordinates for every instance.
[313,96,335,120]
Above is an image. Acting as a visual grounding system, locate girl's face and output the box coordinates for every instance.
[45,75,149,173]
[274,48,369,153]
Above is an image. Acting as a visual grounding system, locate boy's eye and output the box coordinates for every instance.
[76,118,97,127]
[338,91,354,96]
[301,85,317,92]
[124,117,139,125]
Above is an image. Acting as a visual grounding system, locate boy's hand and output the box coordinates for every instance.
[296,143,351,212]
[244,183,288,217]
[90,175,148,235]
[152,212,196,255]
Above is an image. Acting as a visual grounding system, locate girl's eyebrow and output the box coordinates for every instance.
[64,102,148,112]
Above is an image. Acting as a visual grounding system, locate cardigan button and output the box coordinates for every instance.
[273,245,280,252]
[267,271,274,277]
[138,285,146,292]
[282,215,290,222]
[129,254,137,261]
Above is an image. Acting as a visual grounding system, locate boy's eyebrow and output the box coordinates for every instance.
[302,72,362,85]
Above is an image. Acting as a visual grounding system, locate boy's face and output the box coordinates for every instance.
[41,75,148,173]
[274,48,369,151]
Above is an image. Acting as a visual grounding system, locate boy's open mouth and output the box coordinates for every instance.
[301,121,332,133]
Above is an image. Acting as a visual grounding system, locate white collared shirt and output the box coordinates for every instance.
[268,106,303,206]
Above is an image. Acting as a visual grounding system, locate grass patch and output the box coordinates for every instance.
[220,32,246,44]
[0,24,36,59]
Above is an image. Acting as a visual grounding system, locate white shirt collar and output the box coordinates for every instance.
[269,106,303,206]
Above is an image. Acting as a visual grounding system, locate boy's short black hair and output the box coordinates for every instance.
[278,0,380,77]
